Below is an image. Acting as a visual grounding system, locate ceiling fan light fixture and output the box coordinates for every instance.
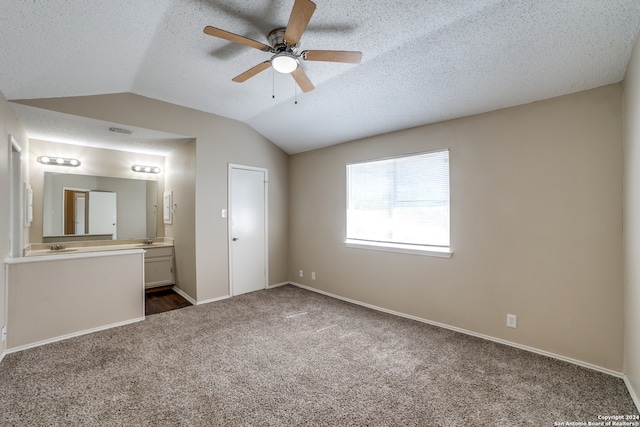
[270,53,299,74]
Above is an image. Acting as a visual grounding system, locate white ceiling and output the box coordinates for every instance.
[1,0,639,155]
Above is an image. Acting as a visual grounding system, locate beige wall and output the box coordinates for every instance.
[165,140,197,299]
[28,138,166,243]
[623,33,640,406]
[290,84,624,372]
[16,93,289,302]
[6,251,144,350]
[0,90,29,358]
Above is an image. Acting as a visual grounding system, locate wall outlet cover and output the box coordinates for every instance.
[507,314,517,328]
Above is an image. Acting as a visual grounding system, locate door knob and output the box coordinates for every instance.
[232,237,239,241]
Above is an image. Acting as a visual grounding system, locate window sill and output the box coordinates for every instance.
[344,240,452,258]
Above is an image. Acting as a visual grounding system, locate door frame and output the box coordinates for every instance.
[227,163,269,296]
[62,187,90,235]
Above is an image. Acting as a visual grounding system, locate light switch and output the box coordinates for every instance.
[221,209,227,218]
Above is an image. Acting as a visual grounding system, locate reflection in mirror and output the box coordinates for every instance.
[43,172,158,240]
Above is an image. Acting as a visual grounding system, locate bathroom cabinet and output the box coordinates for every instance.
[144,246,175,289]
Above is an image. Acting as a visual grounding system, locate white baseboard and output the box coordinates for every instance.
[290,282,623,379]
[196,295,231,305]
[171,286,198,305]
[5,317,145,355]
[176,283,286,305]
[268,282,289,289]
[171,285,230,306]
[624,376,640,412]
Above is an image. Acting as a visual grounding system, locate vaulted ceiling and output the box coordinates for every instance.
[1,0,639,154]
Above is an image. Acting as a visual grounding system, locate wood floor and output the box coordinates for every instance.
[145,286,192,316]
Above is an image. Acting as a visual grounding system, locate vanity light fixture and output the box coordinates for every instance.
[132,164,161,174]
[38,156,81,167]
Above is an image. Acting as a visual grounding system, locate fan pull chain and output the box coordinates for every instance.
[294,79,298,105]
[272,69,275,99]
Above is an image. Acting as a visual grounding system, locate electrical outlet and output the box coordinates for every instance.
[311,272,316,280]
[299,270,303,278]
[506,314,517,329]
[1,326,6,342]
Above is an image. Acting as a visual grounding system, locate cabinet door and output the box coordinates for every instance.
[144,257,174,288]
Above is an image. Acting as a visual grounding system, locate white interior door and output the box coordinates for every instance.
[229,165,267,296]
[88,191,117,239]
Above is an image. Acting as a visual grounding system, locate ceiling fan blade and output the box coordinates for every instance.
[291,67,315,92]
[232,61,272,82]
[204,26,273,52]
[302,50,362,64]
[283,0,316,46]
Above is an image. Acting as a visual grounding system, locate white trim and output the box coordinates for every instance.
[5,317,144,354]
[6,249,146,264]
[345,240,452,258]
[346,147,449,166]
[624,376,640,412]
[141,256,146,317]
[171,285,198,305]
[195,295,230,305]
[290,282,624,379]
[267,282,289,289]
[184,282,287,305]
[9,134,21,153]
[2,259,8,362]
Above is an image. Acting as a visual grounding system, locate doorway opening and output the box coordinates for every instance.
[64,189,89,235]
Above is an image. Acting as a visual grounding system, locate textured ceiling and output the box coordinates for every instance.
[1,0,639,155]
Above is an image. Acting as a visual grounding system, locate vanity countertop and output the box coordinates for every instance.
[24,238,173,257]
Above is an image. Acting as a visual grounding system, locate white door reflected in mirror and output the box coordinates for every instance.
[88,191,117,239]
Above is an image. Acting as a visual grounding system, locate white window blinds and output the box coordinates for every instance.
[347,150,450,249]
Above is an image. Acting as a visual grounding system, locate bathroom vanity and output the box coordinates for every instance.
[143,245,175,289]
[25,238,175,289]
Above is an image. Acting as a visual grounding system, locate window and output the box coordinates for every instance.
[346,149,451,257]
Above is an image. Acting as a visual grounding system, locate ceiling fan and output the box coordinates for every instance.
[203,0,362,93]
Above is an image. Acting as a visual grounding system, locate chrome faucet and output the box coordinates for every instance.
[50,244,66,250]
[143,239,154,245]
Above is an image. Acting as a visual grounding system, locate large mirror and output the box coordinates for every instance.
[43,172,158,241]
